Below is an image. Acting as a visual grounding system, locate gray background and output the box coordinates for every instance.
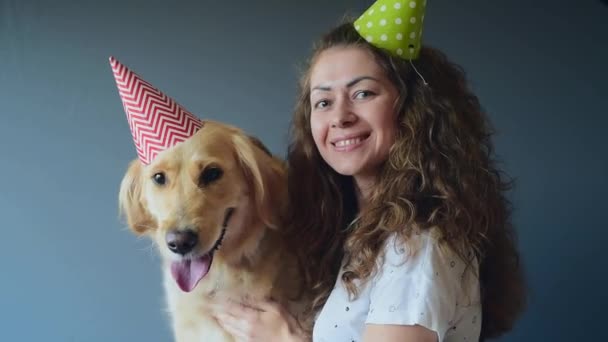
[1,0,606,341]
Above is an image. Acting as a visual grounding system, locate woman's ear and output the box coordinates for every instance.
[118,159,155,235]
[232,134,287,229]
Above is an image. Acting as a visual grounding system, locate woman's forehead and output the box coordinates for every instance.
[310,46,384,88]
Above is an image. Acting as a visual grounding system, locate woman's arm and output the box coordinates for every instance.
[363,324,437,342]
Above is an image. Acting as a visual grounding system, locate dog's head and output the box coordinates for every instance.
[118,121,286,292]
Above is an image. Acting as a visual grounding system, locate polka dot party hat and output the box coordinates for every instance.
[354,0,427,59]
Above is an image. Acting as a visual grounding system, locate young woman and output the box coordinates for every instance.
[213,3,526,341]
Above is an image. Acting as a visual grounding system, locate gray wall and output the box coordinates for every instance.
[1,0,606,341]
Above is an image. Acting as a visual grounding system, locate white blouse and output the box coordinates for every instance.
[313,229,481,342]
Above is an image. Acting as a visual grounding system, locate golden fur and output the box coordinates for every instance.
[119,121,300,342]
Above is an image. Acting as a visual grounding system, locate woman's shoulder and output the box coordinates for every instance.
[377,228,477,282]
[380,228,444,263]
[367,229,482,340]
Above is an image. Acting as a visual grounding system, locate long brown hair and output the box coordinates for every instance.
[285,22,526,340]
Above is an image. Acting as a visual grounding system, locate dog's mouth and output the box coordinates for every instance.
[170,208,235,292]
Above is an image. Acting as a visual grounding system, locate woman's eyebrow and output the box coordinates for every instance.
[311,76,379,93]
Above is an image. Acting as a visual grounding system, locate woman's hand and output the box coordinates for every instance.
[210,296,308,342]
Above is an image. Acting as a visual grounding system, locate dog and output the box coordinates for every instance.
[118,121,301,341]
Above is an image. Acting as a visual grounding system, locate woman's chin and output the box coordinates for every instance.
[330,164,361,176]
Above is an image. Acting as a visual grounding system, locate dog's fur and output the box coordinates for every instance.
[119,121,301,341]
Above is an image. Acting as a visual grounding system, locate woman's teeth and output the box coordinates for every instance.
[335,137,362,147]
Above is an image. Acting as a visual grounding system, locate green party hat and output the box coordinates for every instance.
[354,0,427,59]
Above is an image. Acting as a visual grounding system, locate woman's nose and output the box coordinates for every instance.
[330,99,357,128]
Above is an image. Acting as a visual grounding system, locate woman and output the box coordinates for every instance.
[213,2,526,341]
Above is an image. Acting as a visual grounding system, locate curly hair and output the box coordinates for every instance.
[285,22,526,340]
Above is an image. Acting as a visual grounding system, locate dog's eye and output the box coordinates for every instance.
[152,172,166,185]
[199,167,223,186]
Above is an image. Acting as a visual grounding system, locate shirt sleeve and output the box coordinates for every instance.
[365,233,467,341]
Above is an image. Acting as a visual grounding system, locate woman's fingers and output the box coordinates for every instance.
[210,296,255,317]
[209,295,290,342]
[215,313,252,341]
[252,297,280,312]
[212,299,264,341]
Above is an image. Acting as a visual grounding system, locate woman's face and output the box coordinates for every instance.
[309,46,399,184]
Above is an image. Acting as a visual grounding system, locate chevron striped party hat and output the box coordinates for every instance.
[109,57,203,164]
[354,0,427,59]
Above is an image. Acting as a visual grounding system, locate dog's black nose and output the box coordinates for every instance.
[165,230,198,255]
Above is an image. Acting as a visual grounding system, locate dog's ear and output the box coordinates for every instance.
[232,134,286,229]
[118,159,155,235]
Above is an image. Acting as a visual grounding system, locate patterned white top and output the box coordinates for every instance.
[313,229,481,342]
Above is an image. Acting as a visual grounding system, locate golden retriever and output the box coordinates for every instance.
[118,121,301,341]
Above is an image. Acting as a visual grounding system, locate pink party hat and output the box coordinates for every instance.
[109,56,203,164]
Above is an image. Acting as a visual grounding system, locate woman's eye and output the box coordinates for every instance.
[314,100,330,109]
[354,90,373,99]
[152,172,166,185]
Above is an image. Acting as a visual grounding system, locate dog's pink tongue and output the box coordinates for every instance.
[170,255,211,292]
